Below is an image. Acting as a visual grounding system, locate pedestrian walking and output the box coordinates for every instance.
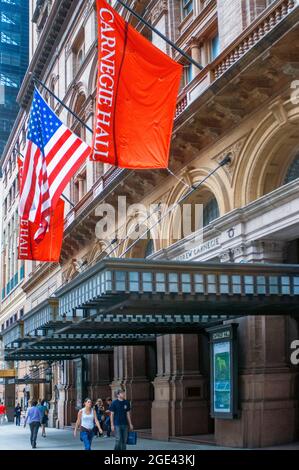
[24,400,42,449]
[0,401,7,425]
[110,389,133,451]
[37,399,48,437]
[14,403,22,426]
[74,398,103,450]
[94,398,105,437]
[104,397,112,437]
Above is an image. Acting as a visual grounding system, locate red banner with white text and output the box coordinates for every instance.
[17,157,64,262]
[92,0,182,169]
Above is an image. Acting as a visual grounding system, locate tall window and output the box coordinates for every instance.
[72,29,85,78]
[181,0,193,19]
[0,72,19,88]
[242,0,275,27]
[284,154,299,184]
[0,51,20,66]
[0,12,20,25]
[0,31,20,45]
[211,34,220,61]
[184,63,192,85]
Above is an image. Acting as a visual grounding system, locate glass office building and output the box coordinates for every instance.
[0,0,29,156]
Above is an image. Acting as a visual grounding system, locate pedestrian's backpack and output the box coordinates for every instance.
[127,431,137,445]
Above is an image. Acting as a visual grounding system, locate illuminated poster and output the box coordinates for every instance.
[213,341,231,414]
[75,359,83,410]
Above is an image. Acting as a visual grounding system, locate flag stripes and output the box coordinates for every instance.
[18,88,91,242]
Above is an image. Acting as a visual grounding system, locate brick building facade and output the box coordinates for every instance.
[1,0,299,447]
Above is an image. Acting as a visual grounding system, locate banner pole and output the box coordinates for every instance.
[115,0,203,71]
[30,73,94,134]
[15,148,75,208]
[117,156,231,258]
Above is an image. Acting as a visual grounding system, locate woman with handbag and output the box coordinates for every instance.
[74,398,103,450]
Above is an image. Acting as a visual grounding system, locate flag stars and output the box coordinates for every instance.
[27,89,63,148]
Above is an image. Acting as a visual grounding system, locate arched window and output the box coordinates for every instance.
[284,154,299,184]
[203,196,219,226]
[170,188,220,245]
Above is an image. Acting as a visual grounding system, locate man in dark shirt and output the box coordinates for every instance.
[14,403,22,426]
[110,389,133,451]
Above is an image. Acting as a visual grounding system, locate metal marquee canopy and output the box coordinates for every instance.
[2,259,299,361]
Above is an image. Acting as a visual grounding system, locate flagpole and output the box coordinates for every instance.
[106,156,231,259]
[30,74,94,134]
[15,148,75,208]
[115,0,203,71]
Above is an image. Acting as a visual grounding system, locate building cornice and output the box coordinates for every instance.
[0,109,26,169]
[163,177,299,259]
[22,263,60,294]
[17,0,76,110]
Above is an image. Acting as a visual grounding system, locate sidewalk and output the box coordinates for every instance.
[1,423,299,450]
[0,423,222,450]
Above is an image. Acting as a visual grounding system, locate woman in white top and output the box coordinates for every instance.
[74,398,103,450]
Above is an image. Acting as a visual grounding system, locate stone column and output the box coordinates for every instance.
[111,345,154,429]
[152,334,210,440]
[232,239,287,263]
[3,382,15,422]
[123,345,153,429]
[111,346,125,397]
[64,361,77,426]
[48,362,60,428]
[86,353,112,400]
[78,177,85,200]
[215,315,299,447]
[188,37,201,78]
[55,360,76,428]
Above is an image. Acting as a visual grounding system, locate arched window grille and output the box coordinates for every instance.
[284,154,299,184]
[203,196,219,226]
[145,238,154,258]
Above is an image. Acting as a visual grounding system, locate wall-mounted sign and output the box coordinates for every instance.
[207,324,239,419]
[74,357,85,410]
[0,369,16,378]
[175,226,237,262]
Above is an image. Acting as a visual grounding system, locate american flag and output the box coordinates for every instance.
[19,88,91,242]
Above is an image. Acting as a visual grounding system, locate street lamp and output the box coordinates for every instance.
[45,365,53,383]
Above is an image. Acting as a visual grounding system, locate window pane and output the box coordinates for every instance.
[232,275,241,294]
[129,272,139,291]
[115,271,126,291]
[257,276,266,294]
[169,273,178,293]
[181,273,191,293]
[211,35,220,60]
[269,276,279,294]
[244,276,254,294]
[156,273,165,292]
[220,275,229,294]
[207,274,216,294]
[142,272,152,292]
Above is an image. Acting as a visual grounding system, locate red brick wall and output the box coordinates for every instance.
[217,0,243,50]
[217,0,274,51]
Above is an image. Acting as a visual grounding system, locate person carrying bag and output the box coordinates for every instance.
[74,398,103,450]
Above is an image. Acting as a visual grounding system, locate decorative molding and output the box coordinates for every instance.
[269,99,288,124]
[150,0,168,24]
[65,41,72,58]
[212,135,248,184]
